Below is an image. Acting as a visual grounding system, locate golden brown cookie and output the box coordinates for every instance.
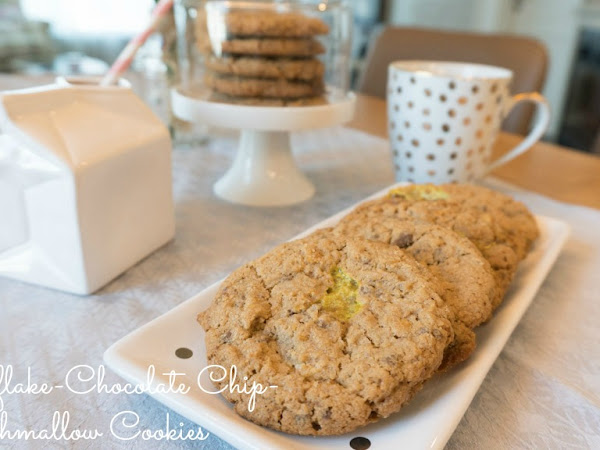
[210,92,327,106]
[353,184,539,307]
[205,55,325,81]
[438,321,476,372]
[219,38,325,57]
[334,215,497,369]
[334,215,497,328]
[438,184,539,260]
[198,230,454,436]
[223,10,329,37]
[205,72,324,98]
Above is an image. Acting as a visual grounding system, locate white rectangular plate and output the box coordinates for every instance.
[104,184,570,450]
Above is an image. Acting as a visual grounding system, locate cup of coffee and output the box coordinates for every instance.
[387,61,550,183]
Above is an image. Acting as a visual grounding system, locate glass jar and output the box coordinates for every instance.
[131,4,210,147]
[173,0,353,106]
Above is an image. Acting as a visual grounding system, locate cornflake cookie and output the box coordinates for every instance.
[334,216,497,369]
[334,216,496,328]
[220,38,325,57]
[206,55,325,81]
[352,184,538,307]
[224,10,329,38]
[438,184,539,261]
[198,230,454,436]
[204,73,324,98]
[210,92,327,107]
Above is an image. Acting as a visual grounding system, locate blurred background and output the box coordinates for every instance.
[1,0,599,153]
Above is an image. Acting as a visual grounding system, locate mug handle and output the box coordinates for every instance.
[486,92,551,172]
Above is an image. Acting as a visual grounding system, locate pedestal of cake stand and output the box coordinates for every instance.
[213,129,315,205]
[171,87,356,206]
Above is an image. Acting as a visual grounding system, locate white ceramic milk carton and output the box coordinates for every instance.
[0,79,175,294]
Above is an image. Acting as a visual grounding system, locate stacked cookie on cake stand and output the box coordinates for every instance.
[203,8,329,106]
[172,0,355,206]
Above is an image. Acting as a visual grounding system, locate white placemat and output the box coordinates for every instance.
[0,127,598,449]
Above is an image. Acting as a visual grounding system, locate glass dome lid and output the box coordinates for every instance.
[174,0,353,107]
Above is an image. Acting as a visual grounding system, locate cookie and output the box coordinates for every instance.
[352,197,511,306]
[334,215,497,328]
[205,73,324,98]
[198,230,454,435]
[437,184,539,261]
[354,184,538,307]
[224,10,329,37]
[219,38,325,57]
[205,55,325,81]
[210,92,327,106]
[439,321,476,372]
[334,216,497,368]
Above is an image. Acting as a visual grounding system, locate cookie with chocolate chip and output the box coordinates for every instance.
[198,230,454,435]
[334,215,497,369]
[205,73,324,98]
[206,55,325,81]
[352,184,538,307]
[437,183,539,261]
[223,10,329,38]
[217,37,325,57]
[210,92,327,106]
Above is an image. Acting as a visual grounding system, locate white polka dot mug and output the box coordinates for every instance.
[387,61,550,184]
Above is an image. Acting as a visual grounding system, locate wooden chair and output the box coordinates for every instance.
[357,27,549,135]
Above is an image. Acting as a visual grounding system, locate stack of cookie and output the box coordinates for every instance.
[198,183,539,436]
[198,9,329,106]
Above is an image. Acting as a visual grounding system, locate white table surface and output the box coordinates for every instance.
[1,75,599,450]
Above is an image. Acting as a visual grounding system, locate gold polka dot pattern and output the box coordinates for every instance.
[387,64,512,183]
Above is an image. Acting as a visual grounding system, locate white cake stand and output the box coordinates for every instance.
[171,86,356,206]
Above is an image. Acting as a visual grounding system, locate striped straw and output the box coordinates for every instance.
[100,0,175,86]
